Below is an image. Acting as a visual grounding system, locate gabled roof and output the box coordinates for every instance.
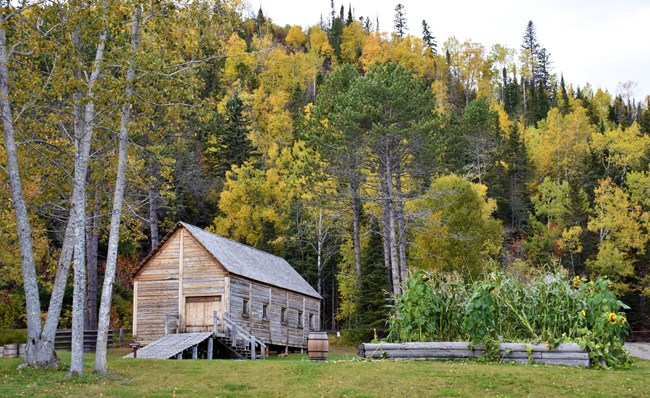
[139,222,321,299]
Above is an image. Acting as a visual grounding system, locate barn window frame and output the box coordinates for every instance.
[297,311,303,328]
[242,298,250,317]
[281,307,288,325]
[262,303,268,321]
[308,313,315,330]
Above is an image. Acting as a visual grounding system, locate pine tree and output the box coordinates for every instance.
[394,4,407,38]
[421,20,437,54]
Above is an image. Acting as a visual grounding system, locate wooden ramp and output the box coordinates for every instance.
[124,332,213,359]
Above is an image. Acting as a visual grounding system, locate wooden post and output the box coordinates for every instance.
[231,323,237,347]
[192,345,198,359]
[261,338,266,360]
[119,328,124,343]
[207,337,214,360]
[165,314,170,336]
[178,231,185,332]
[176,352,182,360]
[250,337,255,360]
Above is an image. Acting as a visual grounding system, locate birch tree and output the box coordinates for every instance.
[94,4,141,374]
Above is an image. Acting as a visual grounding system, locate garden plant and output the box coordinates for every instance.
[388,270,632,369]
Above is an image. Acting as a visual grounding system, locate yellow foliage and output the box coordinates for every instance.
[285,25,307,48]
[526,107,594,182]
[308,26,334,58]
[591,122,650,174]
[224,32,255,86]
[340,21,368,66]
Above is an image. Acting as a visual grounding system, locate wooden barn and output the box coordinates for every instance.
[132,222,321,356]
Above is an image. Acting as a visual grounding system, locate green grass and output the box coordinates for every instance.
[0,346,649,397]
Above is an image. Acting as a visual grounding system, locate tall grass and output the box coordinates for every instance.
[388,271,631,368]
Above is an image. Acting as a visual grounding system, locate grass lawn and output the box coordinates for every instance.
[1,345,649,397]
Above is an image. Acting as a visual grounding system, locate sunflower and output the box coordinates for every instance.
[619,316,627,325]
[572,275,581,289]
[608,312,617,324]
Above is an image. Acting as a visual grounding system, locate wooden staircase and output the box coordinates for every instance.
[213,312,266,360]
[127,312,266,360]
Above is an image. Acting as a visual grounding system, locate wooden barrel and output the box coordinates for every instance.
[4,344,18,358]
[18,344,26,358]
[307,331,328,361]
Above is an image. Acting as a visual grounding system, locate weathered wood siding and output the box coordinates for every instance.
[181,231,227,296]
[229,276,320,348]
[134,226,319,348]
[134,230,182,343]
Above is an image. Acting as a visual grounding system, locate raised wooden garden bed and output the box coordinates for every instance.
[358,342,589,367]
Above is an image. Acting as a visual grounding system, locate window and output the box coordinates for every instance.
[309,313,315,330]
[262,304,268,321]
[281,307,287,324]
[297,311,303,328]
[242,299,250,317]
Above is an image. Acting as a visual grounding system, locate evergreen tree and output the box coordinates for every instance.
[521,21,540,84]
[356,223,389,341]
[329,5,344,60]
[394,4,407,38]
[505,124,531,233]
[346,4,354,26]
[639,98,650,134]
[206,93,253,178]
[421,20,437,54]
[559,74,571,115]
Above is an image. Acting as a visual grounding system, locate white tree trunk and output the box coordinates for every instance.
[68,20,107,376]
[95,7,141,373]
[0,14,43,367]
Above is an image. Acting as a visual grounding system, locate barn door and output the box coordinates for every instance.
[184,296,222,332]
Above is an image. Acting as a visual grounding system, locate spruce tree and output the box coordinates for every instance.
[346,4,353,26]
[559,74,571,115]
[356,224,389,341]
[421,20,437,54]
[207,93,253,178]
[394,4,407,38]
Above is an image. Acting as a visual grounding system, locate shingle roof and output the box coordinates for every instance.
[180,222,321,299]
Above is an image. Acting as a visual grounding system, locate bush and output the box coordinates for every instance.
[0,329,27,345]
[388,270,632,369]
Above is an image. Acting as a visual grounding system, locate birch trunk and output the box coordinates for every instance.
[69,21,107,376]
[149,183,159,250]
[0,14,43,367]
[95,7,141,373]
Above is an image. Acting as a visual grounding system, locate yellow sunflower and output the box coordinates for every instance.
[572,275,581,289]
[619,316,627,325]
[608,312,617,324]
